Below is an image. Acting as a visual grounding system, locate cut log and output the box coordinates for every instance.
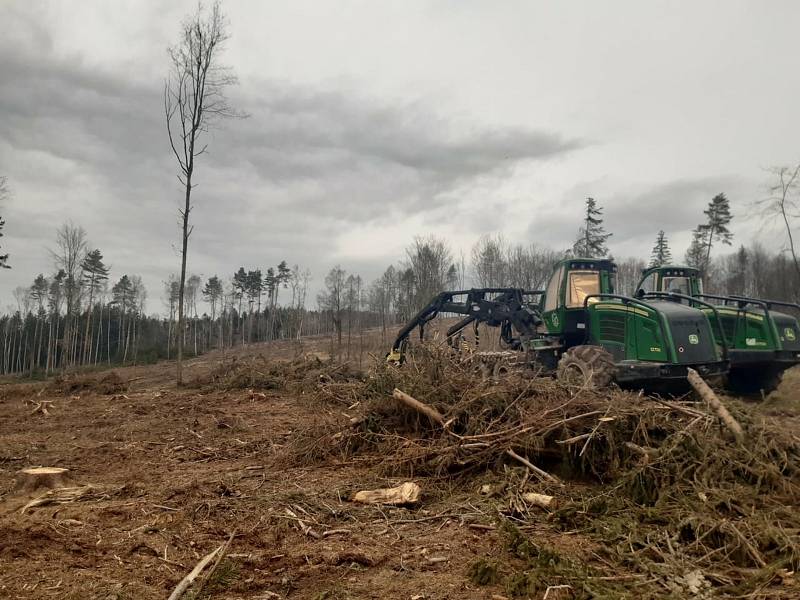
[687,368,744,443]
[392,389,446,427]
[352,481,421,505]
[14,467,74,494]
[521,492,557,510]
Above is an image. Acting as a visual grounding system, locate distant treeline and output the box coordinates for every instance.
[2,191,799,377]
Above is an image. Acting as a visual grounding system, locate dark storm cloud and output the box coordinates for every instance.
[0,22,580,307]
[213,84,583,220]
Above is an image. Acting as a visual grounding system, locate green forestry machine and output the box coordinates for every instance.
[388,258,728,390]
[634,265,800,392]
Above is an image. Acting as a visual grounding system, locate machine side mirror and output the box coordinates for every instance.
[634,288,645,300]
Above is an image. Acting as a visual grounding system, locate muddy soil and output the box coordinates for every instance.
[0,337,526,600]
[1,332,798,600]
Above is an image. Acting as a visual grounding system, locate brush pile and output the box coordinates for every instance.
[304,344,800,597]
[192,354,362,394]
[48,370,127,396]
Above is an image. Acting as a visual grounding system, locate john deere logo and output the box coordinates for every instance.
[787,328,797,342]
[688,334,699,345]
[552,314,559,327]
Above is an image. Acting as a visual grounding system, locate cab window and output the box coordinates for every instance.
[566,271,601,308]
[543,266,563,312]
[639,272,657,293]
[663,276,691,295]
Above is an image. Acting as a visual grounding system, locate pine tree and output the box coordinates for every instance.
[111,275,134,359]
[698,193,733,270]
[202,275,224,348]
[277,261,291,287]
[649,231,673,267]
[29,274,49,373]
[203,276,224,316]
[572,197,612,258]
[245,270,263,310]
[685,228,707,270]
[30,275,49,310]
[80,249,110,364]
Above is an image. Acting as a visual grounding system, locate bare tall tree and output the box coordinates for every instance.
[761,165,800,287]
[165,0,240,385]
[50,223,87,369]
[0,175,11,269]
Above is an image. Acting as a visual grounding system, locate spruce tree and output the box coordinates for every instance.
[649,231,672,267]
[572,197,612,258]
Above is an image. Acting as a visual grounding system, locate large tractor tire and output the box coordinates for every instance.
[557,345,616,390]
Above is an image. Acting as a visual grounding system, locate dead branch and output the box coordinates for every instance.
[193,530,236,598]
[506,448,562,485]
[166,544,222,600]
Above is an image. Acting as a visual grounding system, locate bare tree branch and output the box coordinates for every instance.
[758,164,800,289]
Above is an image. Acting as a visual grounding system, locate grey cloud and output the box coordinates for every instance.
[522,176,760,259]
[213,84,583,220]
[0,16,581,307]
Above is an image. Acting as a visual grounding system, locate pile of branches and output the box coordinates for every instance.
[48,370,127,396]
[323,345,682,480]
[309,344,800,597]
[192,354,362,395]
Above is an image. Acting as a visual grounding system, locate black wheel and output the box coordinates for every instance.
[556,345,616,390]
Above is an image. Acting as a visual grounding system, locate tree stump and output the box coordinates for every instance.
[14,467,74,494]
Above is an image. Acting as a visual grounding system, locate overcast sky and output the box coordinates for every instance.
[1,0,799,313]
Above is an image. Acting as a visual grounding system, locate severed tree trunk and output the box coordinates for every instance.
[687,368,744,442]
[15,467,74,494]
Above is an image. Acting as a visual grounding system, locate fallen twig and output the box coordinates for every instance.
[506,448,562,485]
[166,546,222,600]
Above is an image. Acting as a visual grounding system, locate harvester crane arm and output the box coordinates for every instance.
[388,288,543,361]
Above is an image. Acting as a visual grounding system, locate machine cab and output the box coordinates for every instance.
[540,258,617,344]
[636,265,703,297]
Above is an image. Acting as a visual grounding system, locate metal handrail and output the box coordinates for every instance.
[728,294,800,312]
[697,293,780,350]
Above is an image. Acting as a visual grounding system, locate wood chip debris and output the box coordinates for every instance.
[351,481,421,505]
